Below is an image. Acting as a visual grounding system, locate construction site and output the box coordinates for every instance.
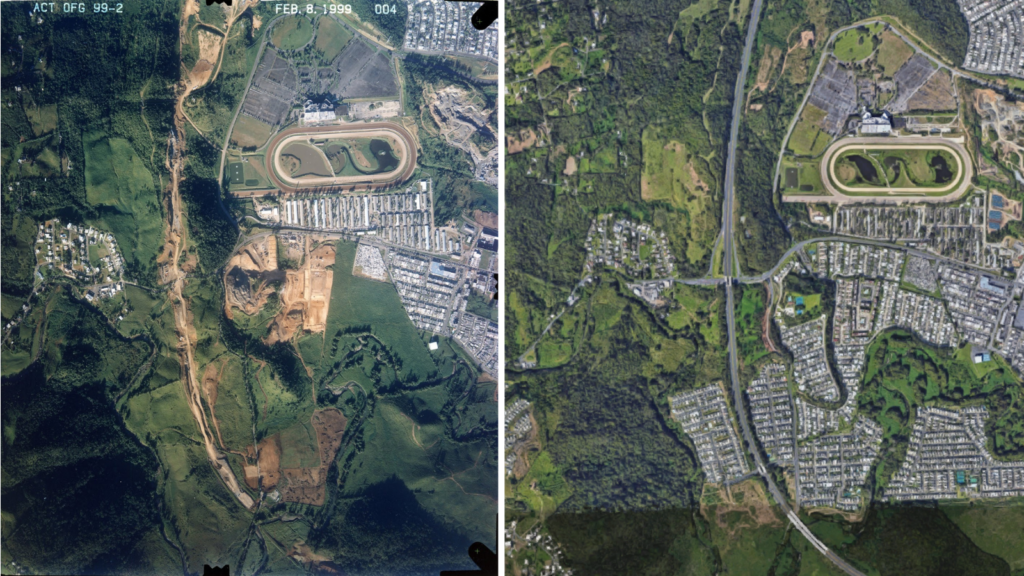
[266,234,336,344]
[425,85,498,185]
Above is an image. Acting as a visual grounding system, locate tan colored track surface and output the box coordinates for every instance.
[813,136,972,203]
[265,122,417,193]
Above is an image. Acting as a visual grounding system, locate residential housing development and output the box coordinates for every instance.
[958,0,1024,78]
[670,384,750,484]
[885,406,1024,501]
[585,215,676,279]
[404,0,499,60]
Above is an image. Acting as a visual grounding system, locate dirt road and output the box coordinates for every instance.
[165,0,253,510]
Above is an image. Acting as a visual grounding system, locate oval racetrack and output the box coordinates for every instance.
[265,122,417,193]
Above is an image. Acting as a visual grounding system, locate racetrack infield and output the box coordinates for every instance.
[809,137,972,203]
[264,122,417,193]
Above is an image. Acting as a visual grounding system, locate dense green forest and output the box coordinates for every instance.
[0,3,179,291]
[505,0,746,358]
[0,290,173,575]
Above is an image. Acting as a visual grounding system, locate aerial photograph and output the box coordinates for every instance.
[0,0,498,574]
[505,0,1024,574]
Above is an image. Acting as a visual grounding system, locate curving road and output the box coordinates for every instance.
[264,123,418,193]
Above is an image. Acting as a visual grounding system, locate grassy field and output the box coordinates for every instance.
[641,129,718,266]
[272,16,315,50]
[876,30,915,77]
[942,503,1024,573]
[229,115,273,148]
[316,16,354,62]
[326,241,435,378]
[82,131,164,277]
[736,285,770,367]
[24,102,57,136]
[834,24,882,62]
[788,104,830,157]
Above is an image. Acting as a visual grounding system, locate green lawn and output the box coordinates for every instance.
[833,24,882,62]
[788,104,830,157]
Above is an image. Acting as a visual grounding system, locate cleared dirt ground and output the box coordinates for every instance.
[266,238,334,344]
[246,409,347,506]
[224,235,279,319]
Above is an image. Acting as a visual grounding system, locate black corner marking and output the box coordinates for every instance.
[439,542,498,576]
[492,273,498,301]
[206,0,233,6]
[203,565,230,576]
[446,0,498,30]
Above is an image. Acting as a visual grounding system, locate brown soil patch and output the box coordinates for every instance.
[252,13,262,30]
[189,30,223,86]
[288,541,337,573]
[224,235,279,319]
[701,479,783,537]
[754,46,783,92]
[534,42,569,76]
[252,434,281,489]
[563,156,578,176]
[749,103,763,111]
[906,71,956,112]
[507,129,537,155]
[472,210,498,229]
[266,238,334,344]
[799,30,815,48]
[201,358,228,447]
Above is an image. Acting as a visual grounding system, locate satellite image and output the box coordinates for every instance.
[505,0,1024,575]
[0,1,497,574]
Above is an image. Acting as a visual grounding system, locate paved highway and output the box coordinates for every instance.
[719,2,867,574]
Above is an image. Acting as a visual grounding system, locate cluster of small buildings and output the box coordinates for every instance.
[35,220,126,288]
[811,241,905,281]
[778,317,840,402]
[669,384,750,484]
[276,182,448,253]
[584,215,675,279]
[301,99,336,125]
[452,309,498,375]
[746,364,795,465]
[938,263,1011,347]
[958,0,1024,79]
[505,522,573,576]
[404,0,499,60]
[797,417,883,511]
[353,243,388,281]
[505,399,532,476]
[389,251,463,334]
[834,205,988,266]
[885,406,1024,501]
